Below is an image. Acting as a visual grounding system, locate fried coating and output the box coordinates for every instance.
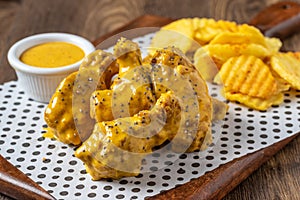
[78,45,227,180]
[113,37,142,76]
[47,38,228,180]
[144,47,213,152]
[75,92,181,180]
[90,90,114,122]
[73,50,118,141]
[110,66,156,119]
[44,72,81,145]
[45,50,119,144]
[113,38,156,117]
[90,85,155,122]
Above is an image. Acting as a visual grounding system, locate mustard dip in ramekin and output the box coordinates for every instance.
[7,33,95,103]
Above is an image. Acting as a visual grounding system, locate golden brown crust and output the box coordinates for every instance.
[46,38,225,180]
[44,50,119,145]
[44,72,81,145]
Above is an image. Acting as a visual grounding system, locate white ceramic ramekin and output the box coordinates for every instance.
[7,33,95,103]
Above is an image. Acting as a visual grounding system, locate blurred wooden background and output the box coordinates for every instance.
[0,0,299,199]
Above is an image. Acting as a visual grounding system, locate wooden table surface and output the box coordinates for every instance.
[0,0,299,199]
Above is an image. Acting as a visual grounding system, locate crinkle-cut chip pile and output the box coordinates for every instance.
[152,17,300,110]
[44,38,228,180]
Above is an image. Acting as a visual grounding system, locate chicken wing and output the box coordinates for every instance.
[144,47,213,152]
[75,91,181,180]
[44,72,81,145]
[45,50,119,144]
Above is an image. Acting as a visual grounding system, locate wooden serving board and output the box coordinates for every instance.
[0,12,300,200]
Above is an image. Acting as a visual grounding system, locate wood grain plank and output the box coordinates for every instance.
[249,1,300,43]
[223,136,300,200]
[211,0,267,23]
[0,155,55,200]
[0,0,21,85]
[0,0,147,84]
[81,0,145,41]
[143,0,211,18]
[92,15,173,48]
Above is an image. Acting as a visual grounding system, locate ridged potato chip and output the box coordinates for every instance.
[270,69,291,93]
[287,51,300,60]
[198,43,270,68]
[293,52,300,60]
[193,18,238,45]
[270,53,300,90]
[238,24,264,36]
[215,55,277,99]
[265,37,282,53]
[210,31,266,47]
[192,18,217,44]
[151,19,194,53]
[151,17,291,110]
[225,91,283,111]
[209,24,266,46]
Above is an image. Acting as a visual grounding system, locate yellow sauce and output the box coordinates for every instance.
[20,41,85,68]
[43,127,56,139]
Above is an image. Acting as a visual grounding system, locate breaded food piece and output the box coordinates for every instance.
[144,47,214,152]
[110,38,156,119]
[90,84,155,122]
[44,72,81,145]
[90,90,114,122]
[113,37,142,76]
[47,38,228,180]
[45,50,119,144]
[75,92,181,180]
[72,50,118,142]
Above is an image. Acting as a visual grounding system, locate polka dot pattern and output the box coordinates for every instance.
[0,33,299,199]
